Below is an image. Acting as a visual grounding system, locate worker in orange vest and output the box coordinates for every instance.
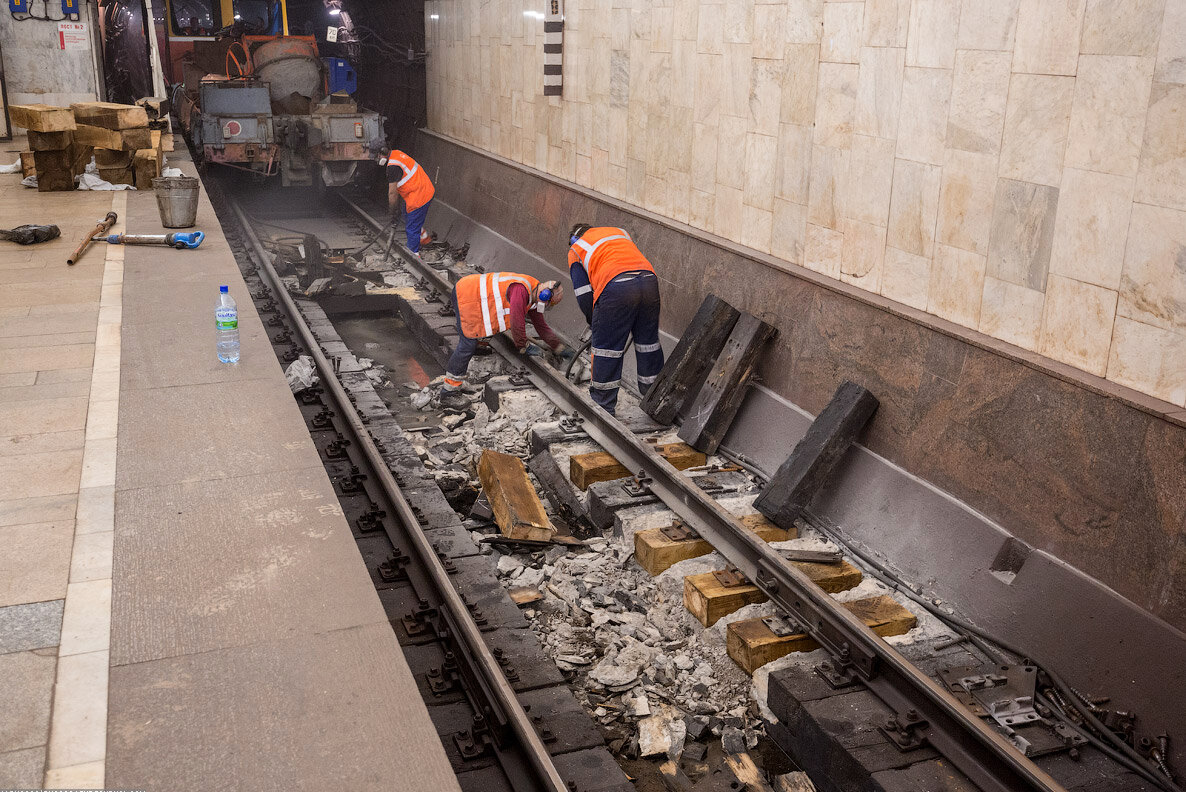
[385,149,434,255]
[439,271,571,410]
[567,224,664,415]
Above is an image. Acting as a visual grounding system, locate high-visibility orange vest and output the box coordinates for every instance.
[568,227,654,303]
[388,150,435,211]
[455,272,542,340]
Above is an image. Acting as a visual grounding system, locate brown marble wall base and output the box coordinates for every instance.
[414,130,1186,636]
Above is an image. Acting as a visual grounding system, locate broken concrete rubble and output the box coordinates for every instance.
[638,704,687,758]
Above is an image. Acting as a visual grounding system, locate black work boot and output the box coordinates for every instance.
[438,389,469,411]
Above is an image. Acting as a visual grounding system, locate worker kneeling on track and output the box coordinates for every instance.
[384,149,435,255]
[567,224,664,416]
[440,272,571,410]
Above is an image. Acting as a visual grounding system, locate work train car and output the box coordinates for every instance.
[157,0,384,187]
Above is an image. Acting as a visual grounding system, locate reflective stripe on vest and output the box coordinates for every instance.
[573,231,631,271]
[459,272,540,339]
[395,162,418,187]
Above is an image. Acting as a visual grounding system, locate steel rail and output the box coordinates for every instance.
[341,196,1069,792]
[229,199,570,792]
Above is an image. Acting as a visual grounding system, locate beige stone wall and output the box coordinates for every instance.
[424,0,1186,407]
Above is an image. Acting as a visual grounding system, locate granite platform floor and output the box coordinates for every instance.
[0,137,459,790]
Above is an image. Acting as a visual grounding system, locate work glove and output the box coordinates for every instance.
[519,343,544,357]
[554,344,577,362]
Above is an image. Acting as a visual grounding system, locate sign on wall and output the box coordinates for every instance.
[57,21,87,51]
[543,0,563,96]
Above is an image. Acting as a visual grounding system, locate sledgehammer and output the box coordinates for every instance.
[95,231,205,249]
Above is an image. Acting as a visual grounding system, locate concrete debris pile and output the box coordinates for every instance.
[488,530,768,760]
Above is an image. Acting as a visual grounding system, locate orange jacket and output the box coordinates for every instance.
[455,272,543,340]
[388,150,435,211]
[568,227,654,305]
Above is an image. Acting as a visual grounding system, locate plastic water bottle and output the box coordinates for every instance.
[216,285,240,363]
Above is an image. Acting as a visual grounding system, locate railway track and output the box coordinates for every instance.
[210,178,1175,792]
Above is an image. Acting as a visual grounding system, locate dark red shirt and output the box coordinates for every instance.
[507,283,561,351]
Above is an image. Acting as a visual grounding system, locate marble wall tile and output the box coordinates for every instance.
[694,52,724,123]
[979,275,1045,350]
[1040,274,1119,376]
[1106,317,1186,405]
[689,188,716,229]
[696,3,724,54]
[936,149,998,256]
[998,73,1073,187]
[776,123,814,204]
[671,41,697,109]
[723,43,755,118]
[724,0,754,43]
[750,58,786,136]
[854,46,905,139]
[782,44,822,126]
[675,0,702,42]
[786,0,825,43]
[1135,82,1186,211]
[753,4,786,59]
[804,222,845,277]
[863,0,909,47]
[772,198,809,263]
[692,121,719,185]
[947,50,1011,155]
[652,6,674,53]
[1013,0,1087,75]
[840,218,888,292]
[716,115,748,190]
[1155,0,1186,84]
[906,0,959,69]
[715,184,745,238]
[821,2,864,64]
[927,243,987,328]
[1049,168,1135,291]
[881,245,932,309]
[814,62,859,148]
[1065,55,1155,177]
[744,132,780,210]
[956,0,1020,51]
[742,204,775,251]
[1118,202,1186,332]
[845,134,897,225]
[808,144,851,228]
[610,50,631,107]
[987,178,1059,291]
[1081,0,1166,56]
[896,66,952,165]
[888,158,942,256]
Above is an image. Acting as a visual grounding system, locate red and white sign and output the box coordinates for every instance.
[58,22,87,51]
[223,120,242,138]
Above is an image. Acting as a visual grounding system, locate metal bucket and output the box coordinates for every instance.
[152,176,200,228]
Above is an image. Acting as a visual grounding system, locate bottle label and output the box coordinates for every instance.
[216,308,237,330]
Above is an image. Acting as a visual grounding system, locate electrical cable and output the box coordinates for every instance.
[9,0,69,21]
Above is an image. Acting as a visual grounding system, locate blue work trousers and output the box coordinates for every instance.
[589,272,664,415]
[404,200,432,253]
[444,288,476,388]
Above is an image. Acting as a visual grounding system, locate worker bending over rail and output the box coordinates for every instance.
[440,272,570,410]
[384,149,434,255]
[567,224,664,415]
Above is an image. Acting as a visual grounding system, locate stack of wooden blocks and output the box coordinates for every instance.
[10,99,172,192]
